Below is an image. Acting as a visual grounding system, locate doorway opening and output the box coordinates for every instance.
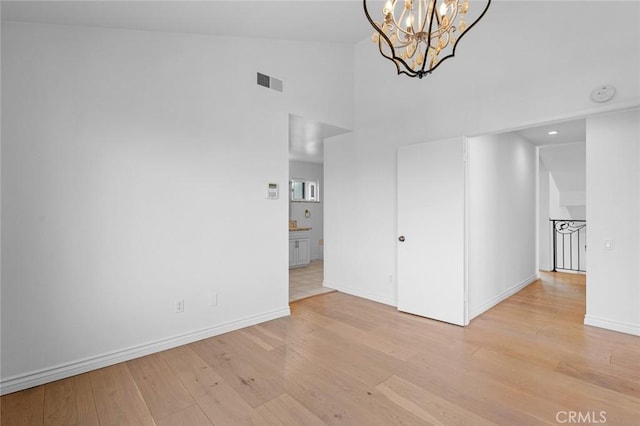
[287,114,349,302]
[532,119,587,276]
[464,117,587,322]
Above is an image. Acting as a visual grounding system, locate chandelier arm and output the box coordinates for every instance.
[434,1,442,27]
[423,0,492,75]
[394,8,416,40]
[377,40,411,77]
[364,1,398,58]
[365,0,418,74]
[457,0,491,37]
[377,38,416,76]
[418,0,430,34]
[415,1,438,76]
[447,3,459,33]
[395,40,413,48]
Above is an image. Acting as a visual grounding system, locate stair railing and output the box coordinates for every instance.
[551,219,587,273]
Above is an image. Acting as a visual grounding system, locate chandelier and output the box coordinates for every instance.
[364,0,491,78]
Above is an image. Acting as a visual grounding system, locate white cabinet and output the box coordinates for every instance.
[289,230,311,268]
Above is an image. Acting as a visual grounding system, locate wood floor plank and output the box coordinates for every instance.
[190,332,286,408]
[160,345,224,399]
[398,349,561,425]
[289,304,342,329]
[298,295,381,331]
[468,347,640,424]
[194,381,256,425]
[464,316,612,371]
[610,345,640,372]
[43,373,99,425]
[278,343,425,425]
[89,363,155,425]
[323,321,420,361]
[0,386,44,426]
[238,324,287,351]
[254,315,318,342]
[555,361,640,399]
[284,324,403,387]
[376,375,498,426]
[127,353,195,421]
[155,404,213,426]
[251,394,325,426]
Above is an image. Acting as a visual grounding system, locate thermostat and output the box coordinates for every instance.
[267,183,279,200]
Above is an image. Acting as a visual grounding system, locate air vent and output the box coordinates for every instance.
[270,77,283,92]
[257,72,270,88]
[257,72,283,93]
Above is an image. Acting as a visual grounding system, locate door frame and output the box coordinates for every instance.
[463,136,470,325]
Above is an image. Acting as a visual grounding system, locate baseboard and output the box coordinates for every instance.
[0,307,290,396]
[584,315,640,336]
[469,273,540,320]
[323,280,395,307]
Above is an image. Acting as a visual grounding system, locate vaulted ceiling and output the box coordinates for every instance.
[3,1,635,168]
[2,1,371,164]
[1,1,370,44]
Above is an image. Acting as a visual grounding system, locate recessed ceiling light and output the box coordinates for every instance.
[548,130,559,135]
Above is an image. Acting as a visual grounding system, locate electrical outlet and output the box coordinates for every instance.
[209,292,218,307]
[175,298,184,313]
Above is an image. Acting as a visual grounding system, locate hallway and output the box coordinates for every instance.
[497,271,587,325]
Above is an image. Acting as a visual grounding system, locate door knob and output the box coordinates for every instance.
[398,236,405,242]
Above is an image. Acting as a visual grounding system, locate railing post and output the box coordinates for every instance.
[552,220,557,272]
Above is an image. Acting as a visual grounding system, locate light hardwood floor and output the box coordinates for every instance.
[2,272,639,425]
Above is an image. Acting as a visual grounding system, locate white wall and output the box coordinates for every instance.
[324,126,398,306]
[539,141,587,220]
[585,108,640,336]
[289,160,323,260]
[538,159,551,271]
[467,133,538,319]
[549,174,572,220]
[559,192,586,209]
[1,21,353,393]
[325,1,639,311]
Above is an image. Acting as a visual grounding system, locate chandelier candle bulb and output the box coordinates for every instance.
[364,0,491,78]
[439,2,448,16]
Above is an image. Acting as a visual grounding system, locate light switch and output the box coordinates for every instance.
[604,239,613,250]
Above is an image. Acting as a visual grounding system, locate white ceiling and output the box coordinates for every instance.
[0,1,603,168]
[539,143,586,192]
[2,0,367,164]
[515,119,586,194]
[1,0,371,44]
[289,115,351,164]
[515,119,586,147]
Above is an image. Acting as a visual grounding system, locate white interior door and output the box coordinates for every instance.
[397,138,466,326]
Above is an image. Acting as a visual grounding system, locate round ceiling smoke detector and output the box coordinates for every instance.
[590,85,616,103]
